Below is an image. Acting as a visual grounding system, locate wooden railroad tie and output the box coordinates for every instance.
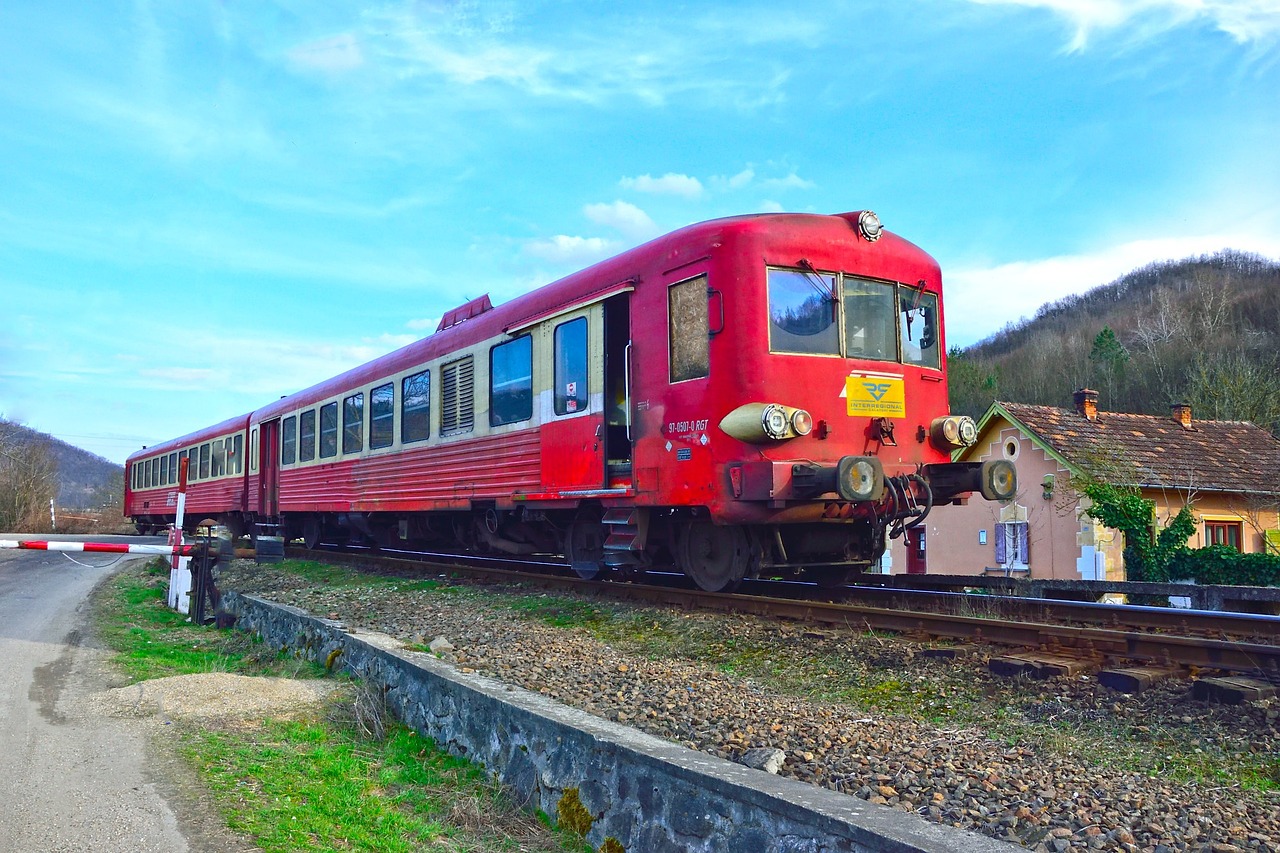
[988,652,1093,680]
[1191,675,1277,705]
[1096,665,1181,694]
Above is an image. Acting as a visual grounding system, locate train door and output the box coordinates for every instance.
[603,294,632,487]
[259,419,280,519]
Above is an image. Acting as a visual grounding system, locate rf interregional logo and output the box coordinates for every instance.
[843,373,905,418]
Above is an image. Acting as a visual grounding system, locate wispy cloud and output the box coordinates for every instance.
[967,0,1280,50]
[584,201,658,240]
[522,234,620,266]
[620,173,705,198]
[287,33,365,73]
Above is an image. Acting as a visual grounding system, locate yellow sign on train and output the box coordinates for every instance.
[845,374,905,418]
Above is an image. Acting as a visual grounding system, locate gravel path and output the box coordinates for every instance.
[219,562,1280,853]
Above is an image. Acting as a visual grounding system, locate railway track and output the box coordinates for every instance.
[280,545,1280,679]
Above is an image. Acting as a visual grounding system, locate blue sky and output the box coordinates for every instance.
[1,0,1278,465]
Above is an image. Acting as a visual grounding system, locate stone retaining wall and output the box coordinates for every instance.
[224,591,1010,853]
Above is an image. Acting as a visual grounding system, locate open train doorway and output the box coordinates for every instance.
[603,294,632,487]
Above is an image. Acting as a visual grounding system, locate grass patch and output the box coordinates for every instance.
[90,559,586,853]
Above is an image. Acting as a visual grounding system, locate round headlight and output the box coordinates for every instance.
[761,404,790,440]
[957,417,978,446]
[980,459,1017,501]
[791,409,813,436]
[836,455,885,502]
[857,210,883,243]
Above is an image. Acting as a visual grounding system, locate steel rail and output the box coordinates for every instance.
[284,547,1280,676]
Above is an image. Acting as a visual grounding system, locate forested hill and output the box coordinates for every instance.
[947,250,1280,438]
[0,419,122,510]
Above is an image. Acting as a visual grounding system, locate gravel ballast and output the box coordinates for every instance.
[217,561,1280,853]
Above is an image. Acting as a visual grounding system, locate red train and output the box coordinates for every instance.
[125,211,1014,591]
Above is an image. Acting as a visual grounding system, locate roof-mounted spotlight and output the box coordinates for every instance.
[857,210,883,243]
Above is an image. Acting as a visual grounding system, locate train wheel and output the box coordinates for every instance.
[301,516,322,550]
[676,521,752,593]
[565,512,606,580]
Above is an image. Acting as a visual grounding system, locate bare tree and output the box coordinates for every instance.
[0,420,59,533]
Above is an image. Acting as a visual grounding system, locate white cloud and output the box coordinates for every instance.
[945,233,1280,347]
[760,172,815,191]
[287,33,365,73]
[523,235,620,266]
[584,201,659,240]
[619,173,704,198]
[967,0,1280,50]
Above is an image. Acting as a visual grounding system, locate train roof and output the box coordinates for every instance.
[126,413,251,463]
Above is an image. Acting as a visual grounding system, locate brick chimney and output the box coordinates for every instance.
[1073,388,1099,421]
[1171,402,1192,427]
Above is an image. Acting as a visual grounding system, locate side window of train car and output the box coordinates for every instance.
[211,439,226,477]
[343,393,364,454]
[669,275,710,381]
[898,286,940,369]
[282,416,297,465]
[441,357,475,436]
[141,460,150,488]
[232,434,244,474]
[250,428,258,473]
[199,444,211,479]
[168,452,177,484]
[767,268,839,356]
[299,410,316,462]
[370,383,394,449]
[402,371,430,443]
[554,317,588,415]
[490,337,532,427]
[178,450,187,480]
[160,454,169,486]
[319,402,339,458]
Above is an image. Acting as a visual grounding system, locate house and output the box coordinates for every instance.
[885,389,1280,579]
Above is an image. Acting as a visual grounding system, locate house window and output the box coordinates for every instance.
[1205,520,1242,551]
[995,521,1030,569]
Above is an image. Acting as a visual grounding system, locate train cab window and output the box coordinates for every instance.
[370,383,394,449]
[343,393,364,454]
[282,416,297,465]
[211,439,226,477]
[199,444,211,479]
[554,317,588,415]
[168,452,177,484]
[402,371,430,443]
[319,402,338,458]
[299,410,316,462]
[768,268,839,355]
[669,276,710,382]
[844,278,896,361]
[442,357,476,435]
[899,286,940,369]
[490,338,532,427]
[231,434,243,474]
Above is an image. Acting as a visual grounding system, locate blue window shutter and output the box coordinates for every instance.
[995,522,1007,564]
[1017,522,1030,565]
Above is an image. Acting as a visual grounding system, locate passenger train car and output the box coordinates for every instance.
[126,211,1015,591]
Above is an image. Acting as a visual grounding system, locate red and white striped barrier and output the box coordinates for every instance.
[0,540,197,556]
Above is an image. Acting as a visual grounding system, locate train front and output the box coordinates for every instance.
[691,211,1015,587]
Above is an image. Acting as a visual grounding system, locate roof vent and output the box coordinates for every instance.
[437,294,493,332]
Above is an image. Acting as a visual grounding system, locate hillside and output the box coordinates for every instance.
[947,250,1280,437]
[0,419,122,510]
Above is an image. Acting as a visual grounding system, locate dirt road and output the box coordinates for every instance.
[0,537,251,853]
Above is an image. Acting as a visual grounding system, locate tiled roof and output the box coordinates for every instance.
[998,402,1280,496]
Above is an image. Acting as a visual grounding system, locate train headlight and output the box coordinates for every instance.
[762,404,790,440]
[857,210,883,243]
[719,402,813,443]
[980,459,1017,502]
[836,455,885,502]
[930,416,979,450]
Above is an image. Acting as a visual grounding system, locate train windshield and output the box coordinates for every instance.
[766,268,940,368]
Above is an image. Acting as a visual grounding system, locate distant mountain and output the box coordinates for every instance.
[0,419,122,509]
[948,250,1280,438]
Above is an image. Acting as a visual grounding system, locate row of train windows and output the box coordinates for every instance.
[279,317,589,466]
[132,435,244,490]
